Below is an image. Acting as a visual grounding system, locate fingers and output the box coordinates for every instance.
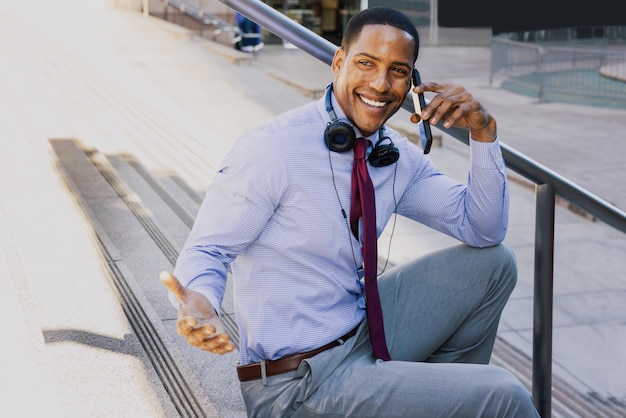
[411,81,437,94]
[160,271,186,303]
[413,82,456,124]
[196,334,236,354]
[181,320,216,341]
[424,85,466,124]
[182,323,236,354]
[175,315,199,335]
[416,83,485,129]
[176,317,232,349]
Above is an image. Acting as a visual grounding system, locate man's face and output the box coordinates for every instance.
[331,24,415,137]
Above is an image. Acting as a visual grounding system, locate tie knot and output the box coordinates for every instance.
[354,137,368,159]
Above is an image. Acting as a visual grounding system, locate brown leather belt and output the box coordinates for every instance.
[236,327,358,382]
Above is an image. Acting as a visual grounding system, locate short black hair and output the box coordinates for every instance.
[342,7,420,64]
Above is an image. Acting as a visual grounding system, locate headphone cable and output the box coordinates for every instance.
[328,146,361,277]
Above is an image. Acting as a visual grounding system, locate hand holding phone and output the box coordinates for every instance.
[411,69,433,154]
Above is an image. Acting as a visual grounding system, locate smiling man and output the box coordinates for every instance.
[162,6,539,417]
[331,20,417,137]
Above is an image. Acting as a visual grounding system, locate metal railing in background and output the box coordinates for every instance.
[217,1,626,416]
[503,26,626,45]
[491,35,626,107]
[160,0,243,44]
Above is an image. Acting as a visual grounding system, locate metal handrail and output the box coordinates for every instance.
[218,1,626,416]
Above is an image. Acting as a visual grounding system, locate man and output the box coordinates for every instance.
[162,6,539,417]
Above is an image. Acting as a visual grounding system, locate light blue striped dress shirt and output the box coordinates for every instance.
[173,92,509,365]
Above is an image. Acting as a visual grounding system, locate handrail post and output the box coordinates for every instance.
[538,46,546,103]
[533,183,555,418]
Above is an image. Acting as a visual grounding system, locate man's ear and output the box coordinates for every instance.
[331,47,345,76]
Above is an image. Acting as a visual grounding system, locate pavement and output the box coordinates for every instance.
[1,0,625,416]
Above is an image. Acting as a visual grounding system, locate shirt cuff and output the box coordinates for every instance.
[469,135,505,170]
[189,280,223,317]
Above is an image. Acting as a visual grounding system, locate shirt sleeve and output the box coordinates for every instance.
[171,128,289,312]
[397,136,509,247]
[466,136,509,245]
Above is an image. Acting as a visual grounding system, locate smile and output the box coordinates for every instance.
[359,94,387,108]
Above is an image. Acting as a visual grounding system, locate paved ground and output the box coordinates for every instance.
[1,0,625,416]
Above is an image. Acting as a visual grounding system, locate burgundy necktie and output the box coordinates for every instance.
[350,138,391,361]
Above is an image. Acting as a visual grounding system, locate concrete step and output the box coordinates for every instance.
[49,138,245,418]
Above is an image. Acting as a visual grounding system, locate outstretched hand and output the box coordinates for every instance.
[411,81,497,143]
[160,271,235,354]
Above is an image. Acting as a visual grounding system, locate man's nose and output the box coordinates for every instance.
[369,69,391,92]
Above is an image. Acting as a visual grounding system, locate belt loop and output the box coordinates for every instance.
[260,361,267,386]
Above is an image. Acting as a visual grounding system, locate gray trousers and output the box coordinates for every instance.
[240,244,539,417]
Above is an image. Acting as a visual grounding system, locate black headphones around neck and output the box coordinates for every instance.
[324,84,399,168]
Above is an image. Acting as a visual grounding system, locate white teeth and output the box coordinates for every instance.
[359,95,386,107]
